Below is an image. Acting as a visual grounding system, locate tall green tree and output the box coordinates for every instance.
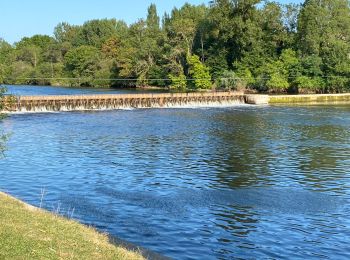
[0,39,13,84]
[298,0,350,92]
[187,54,212,90]
[64,46,100,86]
[75,19,119,47]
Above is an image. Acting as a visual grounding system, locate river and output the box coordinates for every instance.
[1,85,350,259]
[4,84,166,96]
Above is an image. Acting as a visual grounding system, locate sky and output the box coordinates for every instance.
[0,0,303,44]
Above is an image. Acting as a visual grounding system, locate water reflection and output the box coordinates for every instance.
[4,84,167,96]
[211,110,274,188]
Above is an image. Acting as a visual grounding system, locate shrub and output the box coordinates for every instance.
[187,54,212,90]
[169,73,187,91]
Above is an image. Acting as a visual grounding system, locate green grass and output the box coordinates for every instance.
[0,192,144,260]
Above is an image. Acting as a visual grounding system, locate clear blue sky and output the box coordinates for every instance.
[0,0,303,44]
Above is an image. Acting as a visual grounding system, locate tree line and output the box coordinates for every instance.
[0,0,349,93]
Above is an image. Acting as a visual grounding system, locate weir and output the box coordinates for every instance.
[269,93,350,105]
[1,92,269,112]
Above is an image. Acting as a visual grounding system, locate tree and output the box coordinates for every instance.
[0,40,13,83]
[0,39,13,63]
[129,5,166,86]
[78,19,118,47]
[293,55,325,93]
[16,45,41,67]
[64,46,100,86]
[260,49,301,92]
[0,64,4,84]
[298,0,350,92]
[217,67,254,91]
[216,71,237,91]
[261,2,289,57]
[166,4,207,56]
[147,4,160,33]
[266,73,289,92]
[295,76,325,93]
[169,73,187,90]
[54,22,76,43]
[209,0,262,62]
[16,35,54,50]
[187,54,212,90]
[164,4,207,77]
[7,61,35,85]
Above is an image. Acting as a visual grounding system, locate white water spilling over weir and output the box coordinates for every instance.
[2,92,269,113]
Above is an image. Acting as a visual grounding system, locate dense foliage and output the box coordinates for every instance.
[0,0,349,93]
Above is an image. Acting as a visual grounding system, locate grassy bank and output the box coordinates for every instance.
[0,192,144,260]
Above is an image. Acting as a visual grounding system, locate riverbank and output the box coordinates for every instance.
[0,192,144,260]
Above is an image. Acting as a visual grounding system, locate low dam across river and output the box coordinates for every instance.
[2,92,350,112]
[2,92,269,112]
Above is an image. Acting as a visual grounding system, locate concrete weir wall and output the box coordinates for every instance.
[2,92,269,113]
[4,92,348,113]
[269,93,350,105]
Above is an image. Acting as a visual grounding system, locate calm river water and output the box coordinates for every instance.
[1,86,350,259]
[5,84,166,96]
